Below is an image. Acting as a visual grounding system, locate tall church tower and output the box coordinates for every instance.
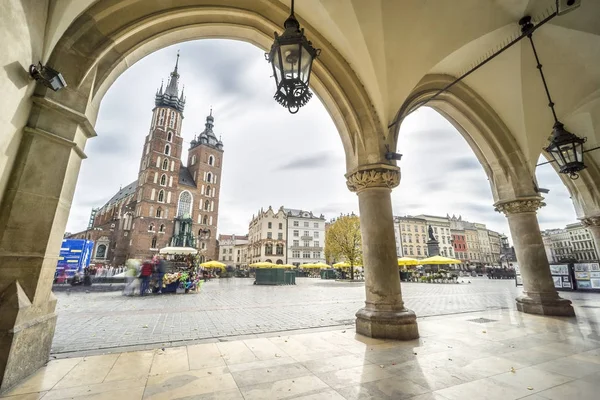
[131,53,186,253]
[187,110,224,262]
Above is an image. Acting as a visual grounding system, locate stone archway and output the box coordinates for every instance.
[0,1,410,391]
[395,74,575,319]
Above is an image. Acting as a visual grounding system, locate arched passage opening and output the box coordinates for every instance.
[396,74,576,318]
[0,1,420,390]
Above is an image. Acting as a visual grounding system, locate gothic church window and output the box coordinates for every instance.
[191,155,197,165]
[164,144,170,156]
[148,223,154,231]
[206,186,211,197]
[162,159,168,170]
[208,155,214,166]
[202,215,208,224]
[159,224,165,233]
[207,172,212,183]
[158,109,165,126]
[160,174,167,186]
[156,207,163,218]
[158,190,165,202]
[177,191,192,218]
[151,236,157,248]
[96,244,107,259]
[169,111,176,128]
[167,131,173,142]
[204,200,210,210]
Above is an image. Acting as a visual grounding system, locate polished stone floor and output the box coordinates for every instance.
[52,277,600,354]
[3,307,600,399]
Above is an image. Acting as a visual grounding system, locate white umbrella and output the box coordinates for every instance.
[159,247,198,255]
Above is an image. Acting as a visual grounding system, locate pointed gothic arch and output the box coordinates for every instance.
[206,172,212,183]
[177,191,193,218]
[160,174,167,186]
[208,155,214,166]
[162,158,169,170]
[164,144,170,156]
[167,131,173,142]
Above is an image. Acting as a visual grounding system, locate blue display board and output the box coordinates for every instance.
[56,239,94,277]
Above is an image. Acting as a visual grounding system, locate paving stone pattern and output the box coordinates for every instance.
[52,277,599,354]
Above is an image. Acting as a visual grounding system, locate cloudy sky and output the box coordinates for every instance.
[66,40,577,242]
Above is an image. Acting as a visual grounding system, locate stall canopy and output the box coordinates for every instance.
[397,257,419,266]
[249,262,276,268]
[301,262,331,269]
[159,247,198,255]
[200,260,226,268]
[420,255,462,264]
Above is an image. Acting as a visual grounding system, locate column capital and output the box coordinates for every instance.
[581,216,600,227]
[345,163,400,193]
[494,197,545,215]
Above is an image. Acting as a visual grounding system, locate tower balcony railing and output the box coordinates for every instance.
[290,246,323,251]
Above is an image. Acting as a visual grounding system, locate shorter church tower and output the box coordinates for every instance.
[187,110,224,262]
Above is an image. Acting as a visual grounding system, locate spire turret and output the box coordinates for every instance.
[190,109,223,150]
[155,51,185,113]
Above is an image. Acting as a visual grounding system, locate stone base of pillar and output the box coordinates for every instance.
[356,308,419,340]
[516,295,575,317]
[0,282,57,392]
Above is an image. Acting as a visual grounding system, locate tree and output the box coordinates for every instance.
[325,214,362,280]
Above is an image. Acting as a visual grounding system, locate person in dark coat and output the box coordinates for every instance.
[156,257,167,294]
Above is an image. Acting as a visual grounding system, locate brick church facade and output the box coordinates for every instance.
[69,55,223,266]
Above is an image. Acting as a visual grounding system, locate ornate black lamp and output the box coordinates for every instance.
[520,16,586,179]
[266,0,321,114]
[29,62,67,92]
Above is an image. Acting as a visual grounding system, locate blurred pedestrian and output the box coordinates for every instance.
[140,260,153,296]
[156,256,167,294]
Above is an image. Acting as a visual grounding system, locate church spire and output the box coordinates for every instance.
[154,52,185,113]
[165,51,180,96]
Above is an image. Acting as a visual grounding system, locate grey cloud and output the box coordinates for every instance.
[278,152,337,171]
[449,157,482,172]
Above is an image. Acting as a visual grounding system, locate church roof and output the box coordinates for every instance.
[178,165,196,187]
[102,180,137,208]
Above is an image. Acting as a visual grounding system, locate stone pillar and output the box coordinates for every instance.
[0,95,94,391]
[495,197,575,316]
[346,164,419,340]
[581,216,600,260]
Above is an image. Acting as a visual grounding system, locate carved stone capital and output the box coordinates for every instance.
[581,216,600,227]
[494,197,545,215]
[345,164,400,193]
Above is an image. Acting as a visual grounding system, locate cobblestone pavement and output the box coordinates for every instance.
[51,277,600,354]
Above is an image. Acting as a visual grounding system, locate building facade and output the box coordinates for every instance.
[285,209,326,266]
[541,228,574,263]
[451,229,468,261]
[69,57,223,265]
[414,215,453,257]
[218,234,249,268]
[247,207,287,265]
[566,223,598,262]
[397,216,428,259]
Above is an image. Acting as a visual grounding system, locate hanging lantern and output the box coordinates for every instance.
[544,122,586,179]
[266,0,321,114]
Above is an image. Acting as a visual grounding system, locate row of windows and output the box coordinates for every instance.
[267,222,283,229]
[148,223,166,233]
[401,224,425,232]
[292,221,320,228]
[291,251,321,258]
[292,230,320,238]
[291,240,320,248]
[266,232,284,240]
[191,154,216,166]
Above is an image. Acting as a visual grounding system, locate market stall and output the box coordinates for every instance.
[157,247,203,294]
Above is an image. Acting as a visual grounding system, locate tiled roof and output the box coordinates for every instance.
[178,165,196,187]
[102,180,137,208]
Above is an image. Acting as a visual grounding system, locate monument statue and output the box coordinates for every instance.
[428,225,436,241]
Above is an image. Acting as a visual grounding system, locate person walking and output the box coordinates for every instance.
[140,260,154,296]
[156,256,167,294]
